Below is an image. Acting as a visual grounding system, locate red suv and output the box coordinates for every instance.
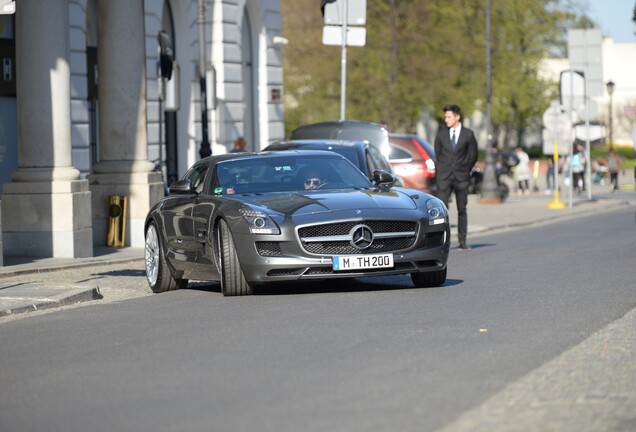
[388,134,437,195]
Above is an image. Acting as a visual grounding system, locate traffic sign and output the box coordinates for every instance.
[560,70,585,113]
[542,101,569,131]
[575,99,598,122]
[323,0,367,25]
[542,128,571,155]
[322,25,366,47]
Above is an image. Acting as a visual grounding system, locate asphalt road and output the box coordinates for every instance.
[1,207,635,432]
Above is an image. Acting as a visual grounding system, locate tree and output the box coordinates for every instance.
[281,0,590,142]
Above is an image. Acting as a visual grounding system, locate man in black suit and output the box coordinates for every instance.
[434,104,478,250]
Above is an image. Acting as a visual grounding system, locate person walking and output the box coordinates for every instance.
[607,149,623,192]
[434,104,478,251]
[545,157,555,193]
[570,143,586,194]
[514,147,531,195]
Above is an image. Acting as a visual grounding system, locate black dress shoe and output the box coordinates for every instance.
[458,244,471,251]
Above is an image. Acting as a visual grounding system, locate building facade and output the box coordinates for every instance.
[0,0,284,259]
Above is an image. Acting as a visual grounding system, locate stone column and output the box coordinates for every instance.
[1,0,93,258]
[88,0,163,248]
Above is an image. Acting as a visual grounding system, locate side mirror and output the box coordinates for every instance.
[372,170,395,187]
[168,179,193,194]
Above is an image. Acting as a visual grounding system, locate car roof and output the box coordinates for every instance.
[196,150,348,166]
[266,139,370,150]
[290,120,388,146]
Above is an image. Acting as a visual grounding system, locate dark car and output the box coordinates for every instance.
[388,134,437,194]
[290,120,392,158]
[144,151,450,296]
[263,139,402,185]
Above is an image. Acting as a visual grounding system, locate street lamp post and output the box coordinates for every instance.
[197,0,211,159]
[606,80,615,150]
[480,0,501,203]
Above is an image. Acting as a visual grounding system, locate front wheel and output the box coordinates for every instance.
[218,219,254,296]
[145,222,188,293]
[411,268,447,288]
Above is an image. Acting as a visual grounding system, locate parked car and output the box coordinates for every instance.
[388,134,437,194]
[144,151,450,296]
[264,139,402,186]
[290,120,392,159]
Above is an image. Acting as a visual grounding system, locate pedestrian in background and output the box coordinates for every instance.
[567,143,587,194]
[514,147,531,195]
[607,149,623,192]
[434,104,478,251]
[545,157,555,193]
[230,136,247,153]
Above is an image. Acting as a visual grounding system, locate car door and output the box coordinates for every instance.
[162,164,208,268]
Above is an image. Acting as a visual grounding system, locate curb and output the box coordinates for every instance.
[466,199,631,237]
[0,286,103,317]
[0,255,144,279]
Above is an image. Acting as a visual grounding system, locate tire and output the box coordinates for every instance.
[411,267,447,288]
[218,219,253,296]
[145,222,188,293]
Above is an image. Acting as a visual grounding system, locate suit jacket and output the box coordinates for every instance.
[434,125,478,184]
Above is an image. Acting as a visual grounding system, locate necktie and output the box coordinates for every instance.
[451,129,457,151]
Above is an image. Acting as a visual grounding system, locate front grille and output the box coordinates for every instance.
[425,231,445,248]
[256,241,282,257]
[306,262,415,275]
[303,237,415,255]
[299,220,416,238]
[267,268,304,277]
[298,220,418,255]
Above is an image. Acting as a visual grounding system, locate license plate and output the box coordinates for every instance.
[332,253,394,271]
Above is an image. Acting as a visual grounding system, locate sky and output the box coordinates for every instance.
[585,0,635,43]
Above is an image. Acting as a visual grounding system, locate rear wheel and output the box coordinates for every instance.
[218,219,253,296]
[411,268,447,288]
[145,222,188,293]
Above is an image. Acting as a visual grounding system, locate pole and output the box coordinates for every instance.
[197,0,211,158]
[585,92,592,200]
[480,0,501,203]
[568,69,574,209]
[548,103,565,209]
[609,91,614,150]
[583,33,592,201]
[339,0,348,121]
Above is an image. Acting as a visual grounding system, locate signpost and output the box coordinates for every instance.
[542,101,568,209]
[0,0,14,14]
[322,0,367,120]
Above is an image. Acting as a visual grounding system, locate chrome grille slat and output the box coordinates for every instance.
[298,220,422,255]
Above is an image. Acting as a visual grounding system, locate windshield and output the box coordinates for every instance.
[211,154,372,195]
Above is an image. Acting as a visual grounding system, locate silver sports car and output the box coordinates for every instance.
[144,151,450,296]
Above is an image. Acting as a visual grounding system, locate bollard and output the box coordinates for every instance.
[107,195,127,247]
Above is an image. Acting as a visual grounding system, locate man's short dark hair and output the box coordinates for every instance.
[443,104,462,118]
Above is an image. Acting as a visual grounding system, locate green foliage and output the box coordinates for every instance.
[281,0,588,138]
[590,145,636,161]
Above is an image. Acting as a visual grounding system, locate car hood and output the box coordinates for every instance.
[239,189,419,217]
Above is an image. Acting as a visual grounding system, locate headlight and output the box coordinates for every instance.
[239,207,280,234]
[426,198,447,226]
